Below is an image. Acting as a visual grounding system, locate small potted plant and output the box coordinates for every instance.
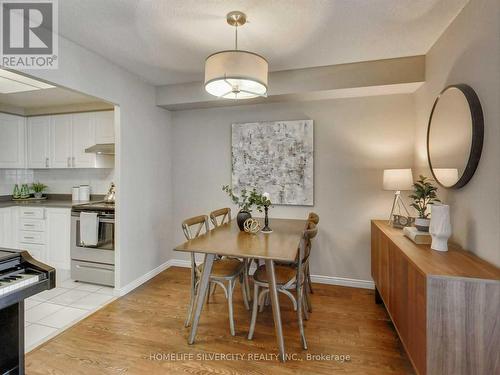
[31,182,48,199]
[409,175,440,232]
[222,185,271,231]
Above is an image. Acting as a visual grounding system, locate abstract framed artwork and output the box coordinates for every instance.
[231,119,314,206]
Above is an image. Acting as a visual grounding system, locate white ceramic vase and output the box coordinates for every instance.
[429,204,452,252]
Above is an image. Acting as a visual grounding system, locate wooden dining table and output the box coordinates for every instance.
[174,218,307,362]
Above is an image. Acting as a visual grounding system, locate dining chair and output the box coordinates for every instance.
[182,214,249,336]
[209,208,252,305]
[247,222,318,350]
[305,212,319,299]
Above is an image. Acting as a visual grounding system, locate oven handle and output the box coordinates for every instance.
[74,217,115,223]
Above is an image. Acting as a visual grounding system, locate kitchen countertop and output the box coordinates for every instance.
[0,195,106,209]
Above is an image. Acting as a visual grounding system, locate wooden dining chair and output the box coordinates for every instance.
[305,212,319,299]
[182,214,249,336]
[209,208,252,305]
[247,222,318,350]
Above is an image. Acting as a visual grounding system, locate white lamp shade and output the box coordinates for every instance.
[433,168,459,187]
[205,50,268,99]
[383,169,413,191]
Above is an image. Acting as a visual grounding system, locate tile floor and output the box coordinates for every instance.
[24,273,116,352]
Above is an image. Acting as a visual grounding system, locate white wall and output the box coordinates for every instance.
[21,36,174,288]
[414,0,500,266]
[171,95,415,281]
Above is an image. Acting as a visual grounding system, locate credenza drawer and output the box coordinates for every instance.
[19,230,46,244]
[19,218,46,232]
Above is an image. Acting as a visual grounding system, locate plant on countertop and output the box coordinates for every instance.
[31,182,48,193]
[409,175,440,218]
[222,185,271,212]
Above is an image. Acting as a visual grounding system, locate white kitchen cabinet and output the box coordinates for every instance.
[50,114,73,168]
[71,112,96,168]
[27,116,51,168]
[0,206,18,249]
[94,110,115,144]
[46,208,71,270]
[0,207,10,247]
[0,113,25,168]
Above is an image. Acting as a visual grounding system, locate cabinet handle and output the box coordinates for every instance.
[67,157,71,167]
[24,224,35,227]
[45,157,49,168]
[24,212,34,215]
[72,156,75,168]
[24,236,35,239]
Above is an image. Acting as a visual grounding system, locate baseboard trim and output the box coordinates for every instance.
[116,259,173,296]
[166,258,374,290]
[310,274,374,290]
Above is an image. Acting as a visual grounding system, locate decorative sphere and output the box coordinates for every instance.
[243,218,261,234]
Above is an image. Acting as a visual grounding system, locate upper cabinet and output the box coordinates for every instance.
[49,114,73,168]
[94,111,115,144]
[27,116,50,168]
[72,112,96,168]
[25,110,114,169]
[0,113,26,168]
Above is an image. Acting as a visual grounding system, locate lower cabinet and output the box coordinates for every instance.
[10,206,71,270]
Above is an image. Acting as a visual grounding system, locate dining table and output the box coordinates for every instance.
[174,217,307,362]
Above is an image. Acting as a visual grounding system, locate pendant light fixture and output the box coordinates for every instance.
[204,11,268,99]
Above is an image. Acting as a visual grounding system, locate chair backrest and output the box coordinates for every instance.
[182,215,210,269]
[308,212,320,225]
[297,222,318,285]
[209,208,231,227]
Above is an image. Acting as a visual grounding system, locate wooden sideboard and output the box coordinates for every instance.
[371,220,500,375]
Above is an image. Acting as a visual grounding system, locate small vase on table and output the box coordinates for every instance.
[261,192,272,234]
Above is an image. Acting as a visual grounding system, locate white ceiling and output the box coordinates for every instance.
[59,0,468,85]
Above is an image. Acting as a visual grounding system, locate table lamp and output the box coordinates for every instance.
[383,169,413,224]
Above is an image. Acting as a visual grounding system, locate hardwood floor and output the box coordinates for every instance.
[26,267,414,374]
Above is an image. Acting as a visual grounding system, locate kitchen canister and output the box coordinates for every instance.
[72,186,80,201]
[78,185,90,202]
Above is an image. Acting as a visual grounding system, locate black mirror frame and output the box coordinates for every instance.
[427,83,484,189]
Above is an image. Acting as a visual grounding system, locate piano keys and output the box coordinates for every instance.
[0,248,55,375]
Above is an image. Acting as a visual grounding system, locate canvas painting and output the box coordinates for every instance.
[231,119,314,206]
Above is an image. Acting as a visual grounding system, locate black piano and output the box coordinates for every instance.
[0,248,55,375]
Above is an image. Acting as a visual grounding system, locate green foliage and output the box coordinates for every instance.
[408,175,440,218]
[31,182,47,193]
[222,185,271,213]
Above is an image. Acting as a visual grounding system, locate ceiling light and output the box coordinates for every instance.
[0,69,55,94]
[204,11,268,100]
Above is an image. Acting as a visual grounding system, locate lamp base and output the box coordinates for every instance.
[261,227,273,234]
[388,190,411,226]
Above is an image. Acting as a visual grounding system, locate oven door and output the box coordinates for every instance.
[71,215,115,265]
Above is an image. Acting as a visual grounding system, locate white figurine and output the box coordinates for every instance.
[429,204,452,251]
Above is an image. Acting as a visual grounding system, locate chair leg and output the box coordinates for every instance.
[227,279,235,336]
[297,285,308,350]
[302,294,310,321]
[240,274,250,310]
[304,279,312,313]
[259,289,268,313]
[248,284,259,340]
[244,259,252,302]
[307,265,314,294]
[279,289,297,311]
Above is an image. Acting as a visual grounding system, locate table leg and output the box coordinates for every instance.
[265,259,286,362]
[188,253,215,345]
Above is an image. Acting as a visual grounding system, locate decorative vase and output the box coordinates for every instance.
[237,210,252,231]
[34,192,43,199]
[415,218,431,232]
[261,205,272,233]
[13,184,20,199]
[429,204,451,252]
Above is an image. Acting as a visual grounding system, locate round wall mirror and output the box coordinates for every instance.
[427,84,484,189]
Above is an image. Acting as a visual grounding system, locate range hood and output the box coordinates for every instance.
[85,143,115,155]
